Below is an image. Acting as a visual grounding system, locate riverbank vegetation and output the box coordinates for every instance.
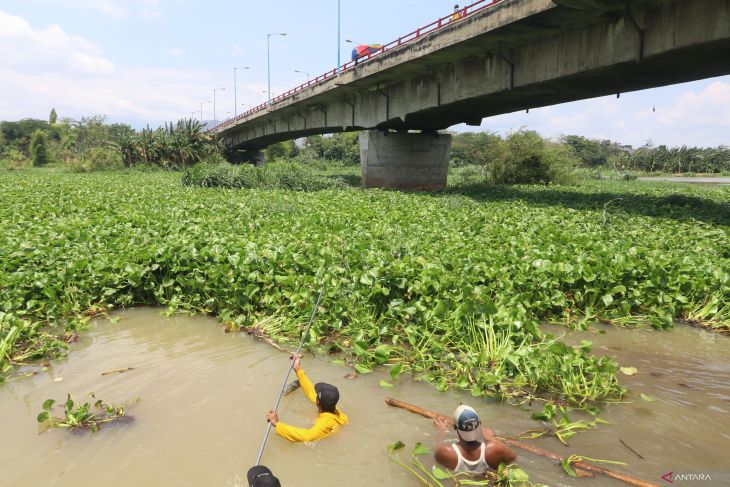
[2,113,729,415]
[182,160,348,191]
[1,171,727,410]
[0,111,218,172]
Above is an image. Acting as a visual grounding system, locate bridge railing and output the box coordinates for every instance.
[215,0,505,132]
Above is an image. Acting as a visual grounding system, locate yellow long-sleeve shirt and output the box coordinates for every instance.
[275,368,349,442]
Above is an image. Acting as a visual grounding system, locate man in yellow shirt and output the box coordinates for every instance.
[266,355,348,442]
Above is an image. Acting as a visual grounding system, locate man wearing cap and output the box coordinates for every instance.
[433,405,517,474]
[266,355,348,442]
[247,465,281,487]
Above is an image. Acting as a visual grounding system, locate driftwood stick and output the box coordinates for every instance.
[619,438,645,460]
[385,398,659,487]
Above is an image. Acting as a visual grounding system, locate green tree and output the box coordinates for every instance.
[450,131,502,166]
[488,130,577,185]
[29,129,50,166]
[0,119,49,154]
[265,140,298,161]
[562,135,607,167]
[49,108,58,125]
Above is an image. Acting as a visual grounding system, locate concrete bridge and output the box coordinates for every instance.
[214,0,730,189]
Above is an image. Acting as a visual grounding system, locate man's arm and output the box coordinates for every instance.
[291,355,317,405]
[485,441,518,470]
[274,416,338,442]
[433,418,457,471]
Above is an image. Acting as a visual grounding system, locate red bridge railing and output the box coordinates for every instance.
[214,0,505,132]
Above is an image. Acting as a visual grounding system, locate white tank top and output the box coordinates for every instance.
[452,443,489,474]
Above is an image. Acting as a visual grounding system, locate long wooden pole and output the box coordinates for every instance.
[385,398,659,487]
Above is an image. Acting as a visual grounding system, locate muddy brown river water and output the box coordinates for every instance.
[1,309,729,486]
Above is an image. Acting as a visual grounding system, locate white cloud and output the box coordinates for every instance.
[0,9,217,124]
[474,80,730,148]
[0,11,114,75]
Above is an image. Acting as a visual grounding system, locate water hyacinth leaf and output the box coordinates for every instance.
[640,393,656,402]
[379,380,394,389]
[37,411,50,423]
[352,341,368,356]
[389,363,403,381]
[602,294,614,306]
[562,457,578,477]
[620,367,638,376]
[373,345,390,365]
[482,297,498,316]
[586,406,601,416]
[354,364,372,374]
[388,440,405,453]
[508,467,531,482]
[431,466,451,480]
[412,442,430,456]
[42,399,55,411]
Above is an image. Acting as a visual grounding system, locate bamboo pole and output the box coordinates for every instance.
[385,398,659,487]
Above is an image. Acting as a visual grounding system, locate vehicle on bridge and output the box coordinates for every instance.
[351,44,383,61]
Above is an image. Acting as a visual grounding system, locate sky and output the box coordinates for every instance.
[1,0,729,148]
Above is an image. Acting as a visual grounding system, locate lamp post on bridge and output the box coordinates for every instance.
[294,70,310,82]
[213,87,225,124]
[337,0,342,75]
[233,66,250,117]
[267,32,287,105]
[200,100,210,123]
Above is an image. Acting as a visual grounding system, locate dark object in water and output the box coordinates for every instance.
[619,438,645,460]
[283,380,300,396]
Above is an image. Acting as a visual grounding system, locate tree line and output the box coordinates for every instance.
[0,110,219,171]
[3,111,728,175]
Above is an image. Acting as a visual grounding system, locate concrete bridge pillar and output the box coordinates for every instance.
[359,131,451,191]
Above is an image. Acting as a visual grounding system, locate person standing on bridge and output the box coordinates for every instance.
[266,354,349,442]
[452,4,463,21]
[433,405,517,475]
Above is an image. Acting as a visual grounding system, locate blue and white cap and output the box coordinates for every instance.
[454,405,482,442]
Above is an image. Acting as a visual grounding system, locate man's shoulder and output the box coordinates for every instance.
[435,442,458,470]
[435,442,456,459]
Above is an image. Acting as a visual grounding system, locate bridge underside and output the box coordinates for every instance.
[215,0,730,190]
[217,0,730,152]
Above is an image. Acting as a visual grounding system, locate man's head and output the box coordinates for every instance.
[314,382,339,413]
[453,405,482,443]
[454,4,460,9]
[247,466,281,487]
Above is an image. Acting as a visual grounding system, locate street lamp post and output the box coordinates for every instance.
[200,100,210,122]
[337,0,341,75]
[213,87,225,123]
[233,66,250,117]
[294,70,310,83]
[267,32,287,105]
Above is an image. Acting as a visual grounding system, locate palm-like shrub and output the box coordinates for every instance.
[113,119,218,169]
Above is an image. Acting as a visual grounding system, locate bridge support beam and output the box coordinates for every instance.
[359,131,451,191]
